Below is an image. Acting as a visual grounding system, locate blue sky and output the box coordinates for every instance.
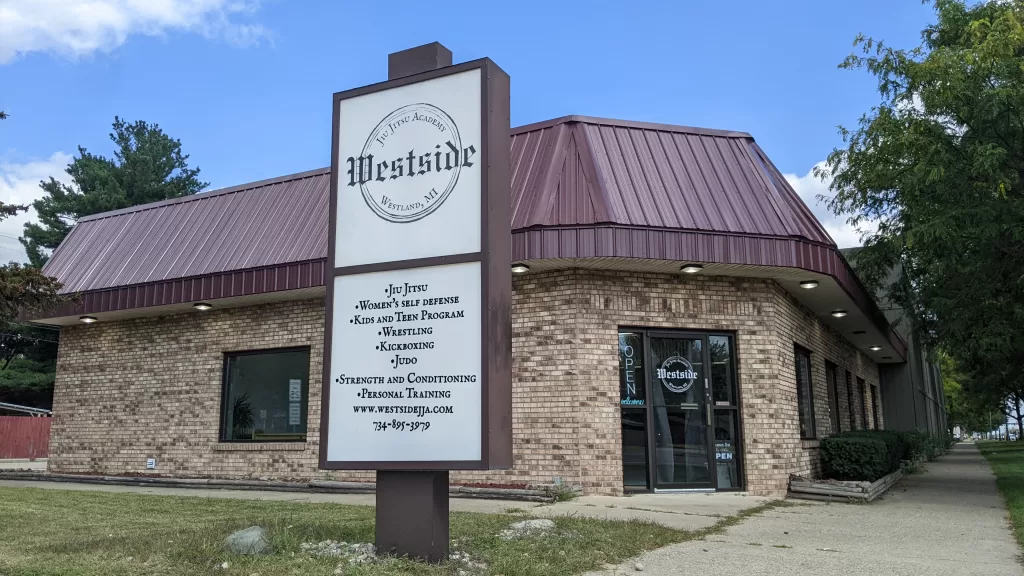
[0,0,937,260]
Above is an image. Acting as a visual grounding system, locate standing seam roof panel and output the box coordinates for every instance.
[637,130,689,229]
[583,124,630,224]
[736,140,800,236]
[158,196,233,282]
[141,202,206,283]
[757,146,833,244]
[601,125,650,225]
[677,133,732,233]
[712,137,783,235]
[655,131,711,230]
[627,128,680,228]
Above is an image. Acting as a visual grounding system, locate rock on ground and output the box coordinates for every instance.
[499,518,556,540]
[225,526,273,555]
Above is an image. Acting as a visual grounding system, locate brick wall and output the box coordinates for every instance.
[50,269,881,496]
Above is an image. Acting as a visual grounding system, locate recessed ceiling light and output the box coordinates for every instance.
[79,316,97,324]
[511,263,530,274]
[193,302,213,311]
[882,356,892,360]
[680,264,704,274]
[869,346,883,351]
[799,280,819,289]
[831,309,848,318]
[853,331,866,335]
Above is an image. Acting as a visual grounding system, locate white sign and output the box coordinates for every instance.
[327,261,481,462]
[325,64,495,467]
[288,379,302,402]
[334,69,482,268]
[288,403,301,426]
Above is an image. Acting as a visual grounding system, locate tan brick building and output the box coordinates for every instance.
[34,116,902,496]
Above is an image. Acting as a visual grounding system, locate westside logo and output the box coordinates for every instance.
[344,103,477,223]
[657,356,698,394]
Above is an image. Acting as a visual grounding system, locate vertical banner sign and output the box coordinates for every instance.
[321,59,512,471]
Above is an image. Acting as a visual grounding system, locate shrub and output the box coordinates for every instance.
[821,436,892,481]
[923,434,946,461]
[832,430,906,471]
[945,432,956,449]
[899,430,928,461]
[898,430,948,461]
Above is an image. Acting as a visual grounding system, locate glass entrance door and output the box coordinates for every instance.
[618,329,743,491]
[648,334,713,489]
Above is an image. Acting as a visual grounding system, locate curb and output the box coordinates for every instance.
[0,471,558,503]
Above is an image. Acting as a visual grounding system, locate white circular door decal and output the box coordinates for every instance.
[657,356,698,393]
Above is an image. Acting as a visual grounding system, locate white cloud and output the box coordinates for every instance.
[783,161,876,249]
[0,0,268,64]
[0,152,72,263]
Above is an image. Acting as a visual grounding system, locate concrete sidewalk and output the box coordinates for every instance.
[0,458,46,471]
[588,443,1022,576]
[0,477,766,531]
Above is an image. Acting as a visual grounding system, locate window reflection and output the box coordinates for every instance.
[222,348,310,442]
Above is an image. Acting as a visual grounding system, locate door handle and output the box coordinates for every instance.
[707,403,712,426]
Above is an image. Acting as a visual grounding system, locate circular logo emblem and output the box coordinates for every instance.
[657,356,698,394]
[348,103,466,224]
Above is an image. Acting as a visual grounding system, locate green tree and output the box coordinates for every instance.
[821,0,1024,411]
[0,204,63,324]
[0,203,63,407]
[0,325,59,409]
[941,351,1001,435]
[20,117,207,267]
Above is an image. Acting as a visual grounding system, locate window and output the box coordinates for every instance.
[871,384,880,429]
[221,347,310,442]
[825,362,840,434]
[710,335,742,489]
[846,370,857,430]
[858,377,868,430]
[618,332,648,489]
[795,346,815,439]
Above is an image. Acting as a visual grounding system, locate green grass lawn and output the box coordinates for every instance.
[0,487,782,576]
[978,441,1024,550]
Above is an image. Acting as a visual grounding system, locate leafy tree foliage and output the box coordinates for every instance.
[941,351,1003,434]
[822,0,1024,418]
[0,203,64,408]
[0,326,58,409]
[0,204,63,324]
[20,117,207,267]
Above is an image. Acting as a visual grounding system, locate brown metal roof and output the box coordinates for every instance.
[510,116,832,244]
[39,116,901,354]
[44,168,330,294]
[47,116,832,296]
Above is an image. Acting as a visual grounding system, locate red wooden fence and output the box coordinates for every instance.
[0,416,51,459]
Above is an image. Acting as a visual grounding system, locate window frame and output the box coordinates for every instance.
[857,377,868,430]
[846,370,857,430]
[219,345,312,443]
[794,345,816,440]
[871,384,880,430]
[825,361,841,434]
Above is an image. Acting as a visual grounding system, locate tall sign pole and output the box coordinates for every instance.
[321,42,512,562]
